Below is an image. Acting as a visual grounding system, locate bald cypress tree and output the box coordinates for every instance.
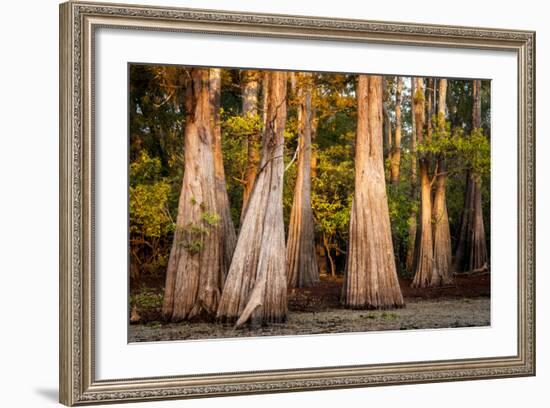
[217,71,288,327]
[162,68,222,321]
[287,73,319,288]
[342,75,404,309]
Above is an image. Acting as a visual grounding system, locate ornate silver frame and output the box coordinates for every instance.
[59,1,536,405]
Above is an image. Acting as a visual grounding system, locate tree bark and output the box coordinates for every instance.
[389,77,403,184]
[342,75,404,309]
[406,77,418,274]
[411,77,437,288]
[162,68,222,321]
[240,70,261,223]
[412,158,436,287]
[287,73,319,288]
[454,79,488,273]
[209,68,237,281]
[217,71,288,327]
[431,78,454,285]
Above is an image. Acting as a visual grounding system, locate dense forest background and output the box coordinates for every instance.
[129,65,490,290]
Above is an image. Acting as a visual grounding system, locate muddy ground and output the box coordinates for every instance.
[128,274,490,342]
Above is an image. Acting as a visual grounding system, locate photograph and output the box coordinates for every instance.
[56,1,535,404]
[127,65,491,342]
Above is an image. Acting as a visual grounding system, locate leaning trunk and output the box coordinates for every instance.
[342,75,404,309]
[209,68,237,280]
[287,73,319,288]
[162,68,222,321]
[217,71,288,327]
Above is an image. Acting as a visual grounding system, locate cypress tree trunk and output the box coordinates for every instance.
[217,71,288,327]
[390,77,403,184]
[342,75,404,309]
[162,68,222,321]
[287,73,319,288]
[240,70,261,223]
[454,80,488,273]
[406,77,418,274]
[412,158,435,287]
[431,78,454,284]
[209,68,237,280]
[411,77,436,288]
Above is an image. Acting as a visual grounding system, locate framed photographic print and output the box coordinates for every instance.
[59,1,536,405]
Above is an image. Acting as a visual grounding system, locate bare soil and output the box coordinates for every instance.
[128,274,490,342]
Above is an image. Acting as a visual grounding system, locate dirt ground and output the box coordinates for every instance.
[128,274,490,342]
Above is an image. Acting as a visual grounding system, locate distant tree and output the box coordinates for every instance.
[209,68,237,279]
[389,77,403,184]
[454,80,489,273]
[240,70,261,222]
[287,73,319,288]
[342,75,404,309]
[217,71,288,327]
[406,77,418,274]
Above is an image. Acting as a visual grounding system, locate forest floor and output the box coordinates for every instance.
[128,274,490,342]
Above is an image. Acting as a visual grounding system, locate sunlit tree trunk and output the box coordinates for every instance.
[389,77,403,184]
[287,73,319,288]
[217,71,288,327]
[431,78,454,284]
[454,79,488,273]
[162,68,222,321]
[411,77,437,288]
[240,70,261,223]
[209,68,237,281]
[342,75,404,309]
[406,77,418,273]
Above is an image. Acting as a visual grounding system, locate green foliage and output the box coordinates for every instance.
[311,143,354,259]
[201,211,221,226]
[417,121,491,176]
[129,151,173,238]
[175,209,220,255]
[221,111,261,224]
[130,289,164,310]
[128,65,492,283]
[129,151,173,275]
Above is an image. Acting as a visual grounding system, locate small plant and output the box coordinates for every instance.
[201,211,221,227]
[130,290,164,310]
[175,210,220,255]
[381,311,399,320]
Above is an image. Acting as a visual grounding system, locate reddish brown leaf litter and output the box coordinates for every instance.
[130,274,489,325]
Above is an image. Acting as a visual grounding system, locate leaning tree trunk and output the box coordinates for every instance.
[411,77,437,288]
[454,79,488,273]
[389,77,403,184]
[240,70,261,223]
[217,71,288,327]
[162,68,222,321]
[431,78,454,285]
[406,77,418,274]
[342,75,404,309]
[287,73,319,288]
[209,68,237,280]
